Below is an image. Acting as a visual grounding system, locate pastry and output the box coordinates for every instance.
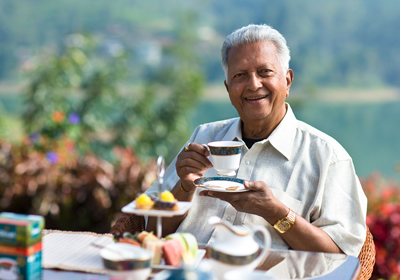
[135,193,155,210]
[154,190,179,211]
[114,231,198,267]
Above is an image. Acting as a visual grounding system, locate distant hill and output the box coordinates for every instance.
[1,0,400,89]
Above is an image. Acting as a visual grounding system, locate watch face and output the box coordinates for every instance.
[279,220,291,231]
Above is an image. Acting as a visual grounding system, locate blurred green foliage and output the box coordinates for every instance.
[0,115,23,143]
[22,24,203,163]
[0,10,206,232]
[23,33,126,155]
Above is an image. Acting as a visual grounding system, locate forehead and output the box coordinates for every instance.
[226,41,280,71]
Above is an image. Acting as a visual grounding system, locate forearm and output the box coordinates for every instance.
[147,215,186,237]
[263,205,343,254]
[146,180,197,236]
[279,214,344,254]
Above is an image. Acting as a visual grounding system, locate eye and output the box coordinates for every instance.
[233,73,244,79]
[259,69,271,75]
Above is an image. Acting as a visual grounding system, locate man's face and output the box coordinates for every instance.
[224,41,293,131]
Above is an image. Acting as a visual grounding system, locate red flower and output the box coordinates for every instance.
[382,187,395,200]
[380,203,397,217]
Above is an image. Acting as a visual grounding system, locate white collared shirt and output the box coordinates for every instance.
[145,103,367,256]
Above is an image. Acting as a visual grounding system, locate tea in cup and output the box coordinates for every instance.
[207,141,243,176]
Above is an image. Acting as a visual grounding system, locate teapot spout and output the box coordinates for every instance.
[208,216,249,236]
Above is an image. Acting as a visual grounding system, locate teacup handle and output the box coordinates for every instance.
[251,225,272,268]
[202,144,213,163]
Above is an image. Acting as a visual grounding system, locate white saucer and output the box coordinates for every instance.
[194,177,248,192]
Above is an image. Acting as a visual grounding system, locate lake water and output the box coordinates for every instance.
[192,100,400,179]
[1,94,399,179]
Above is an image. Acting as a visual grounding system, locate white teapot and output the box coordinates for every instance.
[207,216,271,280]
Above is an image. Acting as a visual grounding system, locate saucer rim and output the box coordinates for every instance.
[194,177,248,193]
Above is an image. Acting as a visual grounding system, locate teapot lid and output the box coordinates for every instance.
[208,216,250,236]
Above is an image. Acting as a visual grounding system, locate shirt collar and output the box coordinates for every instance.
[219,103,297,160]
[221,118,243,142]
[266,103,297,161]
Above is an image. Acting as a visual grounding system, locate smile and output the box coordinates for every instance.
[245,95,268,100]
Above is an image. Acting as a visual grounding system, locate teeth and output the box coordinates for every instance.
[246,95,267,100]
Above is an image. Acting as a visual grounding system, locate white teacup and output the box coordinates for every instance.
[207,141,243,176]
[100,243,153,280]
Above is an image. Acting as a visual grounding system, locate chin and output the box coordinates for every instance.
[244,111,272,121]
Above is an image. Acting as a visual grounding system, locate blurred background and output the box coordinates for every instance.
[0,0,399,278]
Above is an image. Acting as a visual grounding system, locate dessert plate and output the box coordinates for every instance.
[121,201,191,217]
[194,177,248,192]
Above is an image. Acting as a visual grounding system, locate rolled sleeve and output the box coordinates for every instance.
[312,159,367,256]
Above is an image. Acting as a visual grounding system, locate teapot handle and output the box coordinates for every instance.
[251,225,272,268]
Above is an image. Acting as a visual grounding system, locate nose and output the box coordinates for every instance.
[247,73,262,91]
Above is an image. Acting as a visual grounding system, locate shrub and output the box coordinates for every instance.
[0,139,157,233]
[22,32,203,163]
[361,172,400,280]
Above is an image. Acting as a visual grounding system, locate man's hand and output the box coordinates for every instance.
[199,180,287,223]
[199,180,344,254]
[176,142,213,191]
[147,143,213,236]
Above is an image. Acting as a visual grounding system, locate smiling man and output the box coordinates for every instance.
[143,24,367,257]
[224,40,292,140]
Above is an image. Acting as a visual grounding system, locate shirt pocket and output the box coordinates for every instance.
[243,189,303,249]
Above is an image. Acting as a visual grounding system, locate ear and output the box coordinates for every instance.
[285,69,294,97]
[224,80,229,92]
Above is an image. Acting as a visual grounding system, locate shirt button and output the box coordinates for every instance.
[245,160,250,165]
[226,216,231,221]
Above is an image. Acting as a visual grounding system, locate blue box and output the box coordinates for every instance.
[0,212,44,280]
[0,212,44,247]
[0,250,42,280]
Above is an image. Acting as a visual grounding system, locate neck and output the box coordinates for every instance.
[242,105,287,139]
[242,122,275,139]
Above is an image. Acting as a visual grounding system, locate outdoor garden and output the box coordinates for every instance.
[1,1,400,279]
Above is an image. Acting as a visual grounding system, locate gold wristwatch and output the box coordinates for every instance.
[273,209,296,233]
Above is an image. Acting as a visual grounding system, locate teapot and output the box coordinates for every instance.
[207,216,271,280]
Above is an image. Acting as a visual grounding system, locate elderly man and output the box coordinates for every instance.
[145,24,367,257]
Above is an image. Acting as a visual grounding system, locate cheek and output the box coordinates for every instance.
[271,82,288,99]
[228,85,242,99]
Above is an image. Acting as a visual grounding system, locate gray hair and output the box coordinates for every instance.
[221,24,291,78]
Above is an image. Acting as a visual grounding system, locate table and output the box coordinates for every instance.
[42,245,360,280]
[257,249,360,280]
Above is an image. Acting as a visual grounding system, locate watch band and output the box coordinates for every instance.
[273,209,296,233]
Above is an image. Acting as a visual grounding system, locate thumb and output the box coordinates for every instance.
[244,180,264,190]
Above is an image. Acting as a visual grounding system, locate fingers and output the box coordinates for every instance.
[199,190,241,201]
[198,190,210,197]
[178,149,212,170]
[176,142,212,180]
[243,180,266,191]
[184,142,209,156]
[200,181,274,216]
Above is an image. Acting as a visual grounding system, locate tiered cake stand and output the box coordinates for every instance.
[121,155,191,238]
